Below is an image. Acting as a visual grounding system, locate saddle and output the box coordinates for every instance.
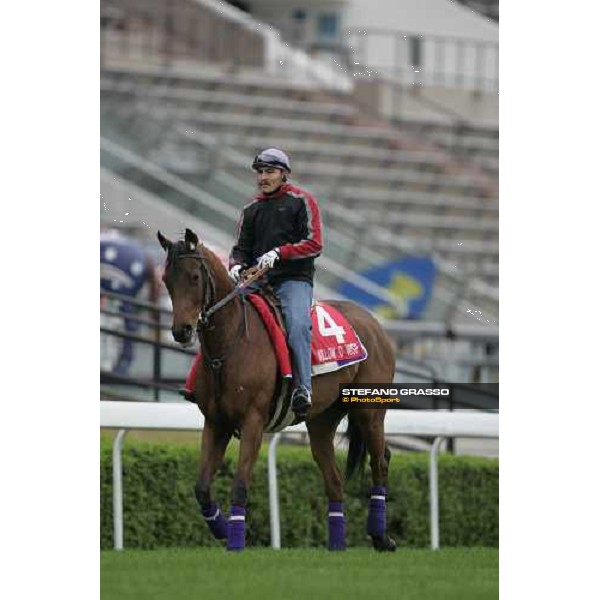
[242,284,369,432]
[252,284,288,337]
[237,267,287,334]
[182,270,368,432]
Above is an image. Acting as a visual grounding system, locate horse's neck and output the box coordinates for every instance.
[202,252,244,351]
[208,260,234,304]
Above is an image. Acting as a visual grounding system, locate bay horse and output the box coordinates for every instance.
[157,228,397,552]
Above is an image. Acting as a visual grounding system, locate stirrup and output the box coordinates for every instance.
[291,386,312,417]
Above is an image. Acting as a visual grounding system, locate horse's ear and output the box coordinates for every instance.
[157,230,172,252]
[185,228,199,251]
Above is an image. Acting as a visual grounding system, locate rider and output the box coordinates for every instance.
[229,148,323,417]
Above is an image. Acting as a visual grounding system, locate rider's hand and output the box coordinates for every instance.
[257,249,280,270]
[229,264,243,282]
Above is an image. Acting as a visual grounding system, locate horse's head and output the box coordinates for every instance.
[157,228,214,346]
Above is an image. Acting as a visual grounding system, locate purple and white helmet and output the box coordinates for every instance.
[252,148,291,173]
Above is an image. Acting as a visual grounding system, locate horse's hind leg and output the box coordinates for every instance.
[307,407,347,550]
[194,421,232,540]
[349,409,397,552]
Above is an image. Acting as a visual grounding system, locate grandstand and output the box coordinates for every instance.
[455,0,499,23]
[100,0,499,386]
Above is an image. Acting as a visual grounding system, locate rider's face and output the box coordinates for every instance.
[256,167,285,194]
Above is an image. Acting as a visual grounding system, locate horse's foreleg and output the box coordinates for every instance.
[307,411,346,551]
[350,409,396,552]
[227,408,265,551]
[194,420,232,540]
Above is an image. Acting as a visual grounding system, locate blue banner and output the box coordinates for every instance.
[337,256,436,319]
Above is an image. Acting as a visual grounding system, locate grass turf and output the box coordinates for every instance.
[101,547,498,600]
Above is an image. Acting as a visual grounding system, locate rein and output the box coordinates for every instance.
[198,265,270,327]
[175,252,268,327]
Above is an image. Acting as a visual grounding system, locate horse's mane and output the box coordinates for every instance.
[199,243,231,286]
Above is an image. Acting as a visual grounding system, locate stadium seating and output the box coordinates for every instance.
[101,28,498,308]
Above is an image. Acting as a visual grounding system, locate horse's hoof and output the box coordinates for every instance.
[372,534,397,552]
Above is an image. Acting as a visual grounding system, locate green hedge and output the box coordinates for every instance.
[100,438,498,550]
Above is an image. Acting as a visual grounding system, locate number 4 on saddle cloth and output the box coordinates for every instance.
[183,294,368,432]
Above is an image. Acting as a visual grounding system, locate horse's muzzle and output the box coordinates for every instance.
[172,324,194,345]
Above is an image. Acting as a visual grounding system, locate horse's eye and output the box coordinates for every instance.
[191,273,200,283]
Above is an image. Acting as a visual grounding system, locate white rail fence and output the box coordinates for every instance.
[100,401,498,551]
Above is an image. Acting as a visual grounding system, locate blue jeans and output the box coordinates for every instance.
[272,280,313,392]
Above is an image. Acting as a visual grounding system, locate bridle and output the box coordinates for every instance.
[171,249,252,331]
[170,247,250,403]
[171,250,218,327]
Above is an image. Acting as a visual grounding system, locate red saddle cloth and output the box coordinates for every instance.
[184,296,367,391]
[309,301,368,374]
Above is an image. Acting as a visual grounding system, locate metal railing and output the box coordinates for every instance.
[100,0,350,91]
[100,287,498,405]
[101,287,195,402]
[100,0,265,71]
[101,400,498,551]
[101,1,497,95]
[343,28,498,94]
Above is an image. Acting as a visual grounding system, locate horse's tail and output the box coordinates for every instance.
[345,417,367,481]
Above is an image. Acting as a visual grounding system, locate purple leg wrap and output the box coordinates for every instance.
[201,501,228,540]
[227,505,246,551]
[328,502,346,551]
[367,486,387,537]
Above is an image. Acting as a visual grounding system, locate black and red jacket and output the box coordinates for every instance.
[229,182,323,286]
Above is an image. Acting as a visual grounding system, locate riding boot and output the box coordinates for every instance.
[178,387,196,403]
[291,385,312,417]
